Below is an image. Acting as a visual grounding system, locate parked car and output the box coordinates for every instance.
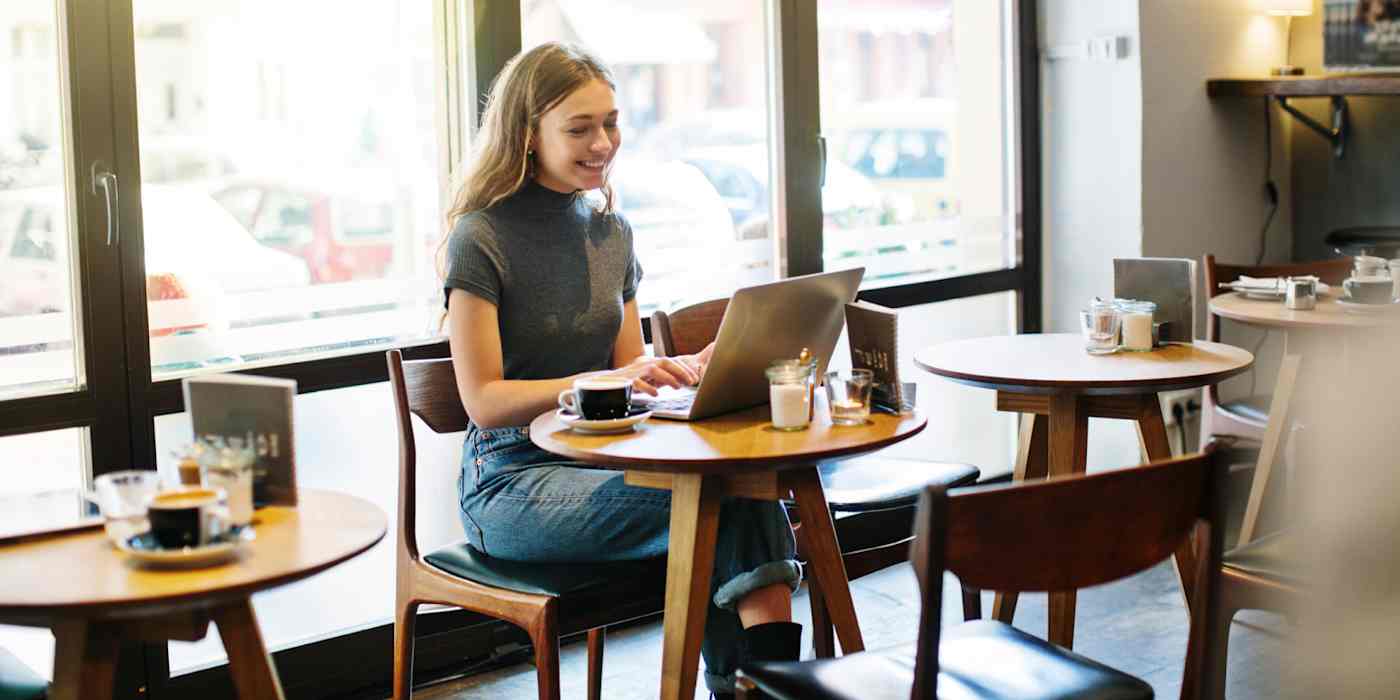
[0,186,310,364]
[606,158,741,311]
[211,178,398,284]
[824,98,958,220]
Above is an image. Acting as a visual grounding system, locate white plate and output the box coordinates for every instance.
[1336,298,1400,313]
[555,408,652,435]
[117,525,255,568]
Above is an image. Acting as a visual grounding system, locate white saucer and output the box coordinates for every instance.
[1336,297,1400,313]
[117,525,255,568]
[555,408,652,435]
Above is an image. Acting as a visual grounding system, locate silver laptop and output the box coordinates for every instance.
[640,268,864,421]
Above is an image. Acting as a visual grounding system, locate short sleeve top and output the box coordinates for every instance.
[443,181,643,381]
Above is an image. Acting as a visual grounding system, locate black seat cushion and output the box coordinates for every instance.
[0,646,46,700]
[1218,394,1271,425]
[819,457,980,513]
[424,541,666,598]
[741,620,1152,700]
[1224,531,1300,585]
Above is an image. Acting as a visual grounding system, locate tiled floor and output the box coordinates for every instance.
[407,561,1286,699]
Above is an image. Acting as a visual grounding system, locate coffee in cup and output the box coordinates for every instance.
[148,487,230,549]
[1344,276,1394,304]
[558,378,633,420]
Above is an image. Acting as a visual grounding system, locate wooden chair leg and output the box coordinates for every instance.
[528,602,561,700]
[393,600,419,699]
[586,627,605,700]
[961,584,983,621]
[808,576,836,658]
[1206,604,1237,700]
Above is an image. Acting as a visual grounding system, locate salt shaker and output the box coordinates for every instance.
[1285,276,1316,310]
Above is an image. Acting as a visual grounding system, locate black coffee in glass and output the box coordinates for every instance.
[562,379,633,420]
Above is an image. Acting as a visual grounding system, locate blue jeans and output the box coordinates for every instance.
[458,424,802,692]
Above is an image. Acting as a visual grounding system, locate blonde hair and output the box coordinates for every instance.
[438,43,618,283]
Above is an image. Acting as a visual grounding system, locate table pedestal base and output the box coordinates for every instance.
[989,390,1187,649]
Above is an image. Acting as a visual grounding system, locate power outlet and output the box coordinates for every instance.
[1159,389,1201,427]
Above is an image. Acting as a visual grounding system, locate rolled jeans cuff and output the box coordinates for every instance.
[712,559,802,612]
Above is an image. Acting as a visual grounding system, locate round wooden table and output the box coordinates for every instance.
[530,400,925,700]
[1208,291,1399,545]
[0,489,386,700]
[915,333,1253,649]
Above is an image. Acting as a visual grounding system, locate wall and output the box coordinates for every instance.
[1289,2,1400,261]
[1041,0,1144,336]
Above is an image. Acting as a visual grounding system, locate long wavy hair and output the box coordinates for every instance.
[437,42,618,286]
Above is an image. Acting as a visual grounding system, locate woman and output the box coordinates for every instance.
[439,42,802,697]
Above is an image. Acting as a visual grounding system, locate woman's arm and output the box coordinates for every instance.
[448,291,700,428]
[612,298,715,389]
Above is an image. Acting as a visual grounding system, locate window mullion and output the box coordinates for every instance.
[772,0,824,278]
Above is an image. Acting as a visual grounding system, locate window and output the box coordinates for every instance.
[131,1,447,379]
[819,0,1017,287]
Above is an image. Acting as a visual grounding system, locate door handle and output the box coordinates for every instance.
[90,161,119,247]
[817,135,828,188]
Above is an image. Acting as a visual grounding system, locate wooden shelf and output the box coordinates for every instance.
[1206,75,1400,98]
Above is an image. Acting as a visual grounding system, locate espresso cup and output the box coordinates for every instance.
[558,378,633,420]
[147,487,230,549]
[1344,276,1394,304]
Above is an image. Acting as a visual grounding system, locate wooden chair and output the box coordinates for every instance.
[387,350,667,700]
[652,299,983,657]
[736,445,1230,700]
[0,646,46,700]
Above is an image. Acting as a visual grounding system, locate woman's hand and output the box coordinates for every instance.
[676,342,715,383]
[606,354,701,395]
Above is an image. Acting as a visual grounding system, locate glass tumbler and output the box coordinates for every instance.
[87,470,162,544]
[824,369,874,425]
[766,359,814,431]
[1080,301,1121,355]
[200,437,257,528]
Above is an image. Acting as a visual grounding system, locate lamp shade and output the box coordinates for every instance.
[1256,0,1313,16]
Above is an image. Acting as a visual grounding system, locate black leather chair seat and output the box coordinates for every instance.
[0,646,47,700]
[741,620,1152,700]
[425,541,666,598]
[819,457,980,513]
[1224,531,1300,585]
[1218,394,1272,425]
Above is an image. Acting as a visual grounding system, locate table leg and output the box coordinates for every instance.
[51,620,119,700]
[659,474,721,700]
[1136,396,1201,610]
[992,413,1049,625]
[1046,392,1088,649]
[211,598,286,700]
[1237,353,1301,546]
[790,467,864,655]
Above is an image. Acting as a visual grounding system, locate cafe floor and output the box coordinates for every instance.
[406,552,1285,700]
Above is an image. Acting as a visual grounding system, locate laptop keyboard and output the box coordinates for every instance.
[647,396,695,412]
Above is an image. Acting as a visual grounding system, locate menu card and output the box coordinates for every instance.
[1113,257,1197,342]
[845,300,912,414]
[183,374,298,506]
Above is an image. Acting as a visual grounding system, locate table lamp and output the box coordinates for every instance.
[1259,0,1313,75]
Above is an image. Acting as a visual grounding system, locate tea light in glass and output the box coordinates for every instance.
[1080,301,1121,355]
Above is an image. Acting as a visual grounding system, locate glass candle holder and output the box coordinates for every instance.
[766,359,814,431]
[1080,301,1121,355]
[1118,300,1157,352]
[824,369,874,425]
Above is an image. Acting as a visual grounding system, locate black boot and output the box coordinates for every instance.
[724,621,803,699]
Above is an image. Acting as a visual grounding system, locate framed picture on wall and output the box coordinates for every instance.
[1325,0,1400,71]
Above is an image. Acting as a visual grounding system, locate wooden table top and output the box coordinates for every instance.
[1210,291,1400,329]
[529,397,926,475]
[913,333,1254,395]
[0,489,385,621]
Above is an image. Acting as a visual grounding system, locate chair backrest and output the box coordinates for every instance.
[386,350,469,561]
[651,297,729,357]
[908,445,1229,700]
